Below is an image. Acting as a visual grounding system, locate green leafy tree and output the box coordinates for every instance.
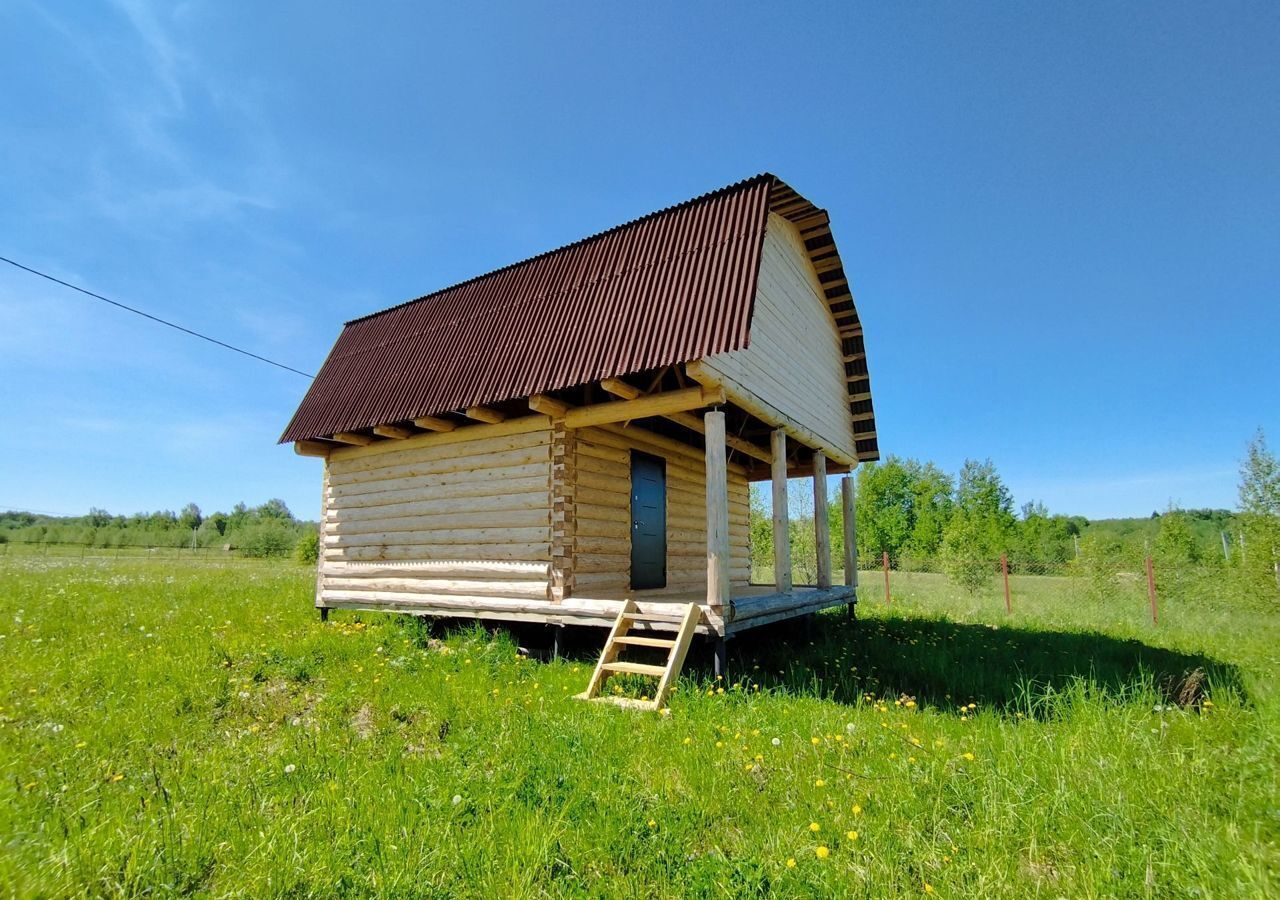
[748,484,772,578]
[256,498,294,521]
[179,502,203,531]
[855,458,915,562]
[941,459,1015,590]
[1238,429,1280,599]
[905,462,953,558]
[1155,507,1200,566]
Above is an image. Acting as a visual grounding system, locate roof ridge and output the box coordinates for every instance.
[343,172,777,326]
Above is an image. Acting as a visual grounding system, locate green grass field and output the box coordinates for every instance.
[2,558,1277,897]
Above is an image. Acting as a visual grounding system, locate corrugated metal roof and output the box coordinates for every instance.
[280,174,878,461]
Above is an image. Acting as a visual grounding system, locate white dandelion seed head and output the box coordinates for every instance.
[284,764,296,774]
[771,737,782,747]
[451,794,463,806]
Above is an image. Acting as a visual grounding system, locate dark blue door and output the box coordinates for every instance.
[630,452,666,590]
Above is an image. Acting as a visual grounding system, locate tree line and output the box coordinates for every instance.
[751,430,1280,599]
[0,499,319,560]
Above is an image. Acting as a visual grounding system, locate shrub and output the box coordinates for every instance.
[294,528,319,564]
[236,523,295,559]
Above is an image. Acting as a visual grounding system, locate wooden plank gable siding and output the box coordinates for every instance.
[571,423,751,598]
[694,212,859,463]
[319,417,554,609]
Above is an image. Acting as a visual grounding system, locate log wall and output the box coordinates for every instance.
[319,417,554,609]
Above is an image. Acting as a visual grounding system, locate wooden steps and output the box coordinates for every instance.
[575,599,701,712]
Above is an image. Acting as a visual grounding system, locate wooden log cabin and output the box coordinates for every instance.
[280,174,879,666]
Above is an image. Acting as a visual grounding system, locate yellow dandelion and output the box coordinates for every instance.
[846,830,858,841]
[852,804,863,815]
[925,884,935,894]
[809,822,821,832]
[682,737,692,745]
[715,740,724,749]
[810,737,821,746]
[786,857,797,868]
[815,845,830,859]
[962,752,975,762]
[647,819,656,828]
[815,779,826,788]
[110,773,124,783]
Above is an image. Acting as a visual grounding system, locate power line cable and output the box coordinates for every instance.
[0,504,83,517]
[0,255,314,378]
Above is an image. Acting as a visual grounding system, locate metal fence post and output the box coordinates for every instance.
[1001,554,1011,614]
[882,551,890,606]
[1145,555,1158,625]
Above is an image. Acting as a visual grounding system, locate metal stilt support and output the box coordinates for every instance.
[713,637,728,679]
[319,607,329,623]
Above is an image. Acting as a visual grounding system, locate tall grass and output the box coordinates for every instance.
[1,557,1276,896]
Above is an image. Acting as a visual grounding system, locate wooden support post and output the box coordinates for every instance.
[704,410,732,610]
[813,451,831,589]
[1001,554,1011,614]
[770,429,792,593]
[841,476,857,588]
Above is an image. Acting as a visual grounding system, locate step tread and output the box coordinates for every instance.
[621,611,686,624]
[613,636,677,648]
[601,661,667,677]
[573,692,658,711]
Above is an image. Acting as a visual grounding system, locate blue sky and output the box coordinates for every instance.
[1,1,1276,521]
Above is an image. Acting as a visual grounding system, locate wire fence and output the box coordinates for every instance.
[757,551,1275,626]
[0,541,270,563]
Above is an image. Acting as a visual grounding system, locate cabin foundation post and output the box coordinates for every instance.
[551,625,564,659]
[319,607,329,623]
[713,637,728,678]
[704,410,732,610]
[813,451,832,589]
[770,429,792,592]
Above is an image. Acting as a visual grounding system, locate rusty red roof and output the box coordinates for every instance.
[280,174,878,460]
